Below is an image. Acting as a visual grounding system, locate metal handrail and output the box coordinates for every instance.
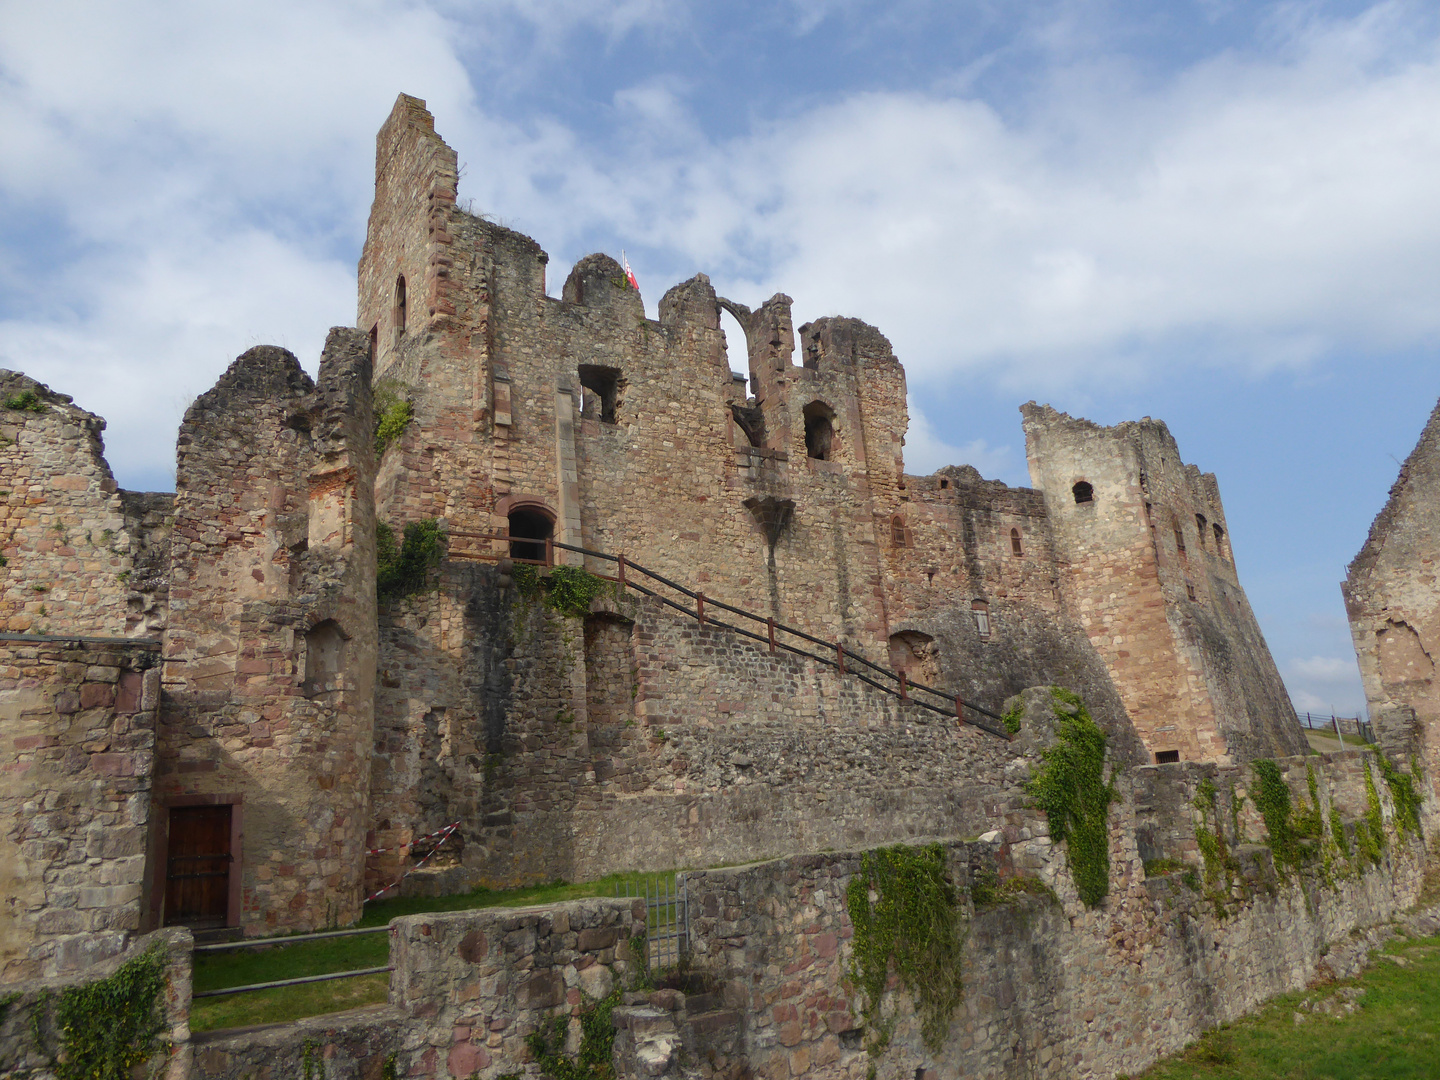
[192,966,392,999]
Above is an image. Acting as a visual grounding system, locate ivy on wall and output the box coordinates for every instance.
[376,519,446,600]
[845,843,966,1054]
[1024,688,1116,907]
[1377,752,1423,839]
[372,379,414,459]
[513,564,615,618]
[525,987,621,1080]
[30,946,168,1080]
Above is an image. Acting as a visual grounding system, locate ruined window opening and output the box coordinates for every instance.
[1213,523,1225,556]
[394,276,407,340]
[1010,528,1023,557]
[1173,517,1187,555]
[304,619,346,697]
[730,403,766,448]
[890,515,909,548]
[578,365,621,425]
[1195,514,1208,549]
[1155,750,1180,764]
[972,600,991,638]
[1185,582,1197,601]
[368,323,378,360]
[803,401,835,461]
[939,478,949,489]
[1072,481,1094,504]
[508,507,554,564]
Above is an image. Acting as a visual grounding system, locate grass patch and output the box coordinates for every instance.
[190,872,677,1032]
[1129,932,1440,1078]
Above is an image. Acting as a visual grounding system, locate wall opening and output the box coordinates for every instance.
[890,515,910,548]
[1072,481,1094,504]
[888,630,940,687]
[1196,514,1208,549]
[304,619,346,697]
[1010,528,1023,557]
[972,600,991,638]
[394,275,407,341]
[1185,582,1197,601]
[730,403,766,448]
[1154,750,1180,764]
[162,802,240,930]
[1213,523,1225,557]
[803,401,835,460]
[939,478,949,489]
[720,308,750,388]
[578,364,622,425]
[368,323,378,360]
[508,507,554,564]
[1174,517,1187,555]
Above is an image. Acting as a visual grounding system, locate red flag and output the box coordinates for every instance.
[622,250,638,291]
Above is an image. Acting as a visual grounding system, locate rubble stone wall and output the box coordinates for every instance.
[0,637,161,980]
[1345,399,1440,827]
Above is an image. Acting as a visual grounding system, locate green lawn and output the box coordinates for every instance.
[190,872,676,1032]
[1127,932,1440,1079]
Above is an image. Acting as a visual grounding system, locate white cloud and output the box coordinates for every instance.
[1286,654,1366,717]
[903,396,1019,481]
[1290,655,1360,682]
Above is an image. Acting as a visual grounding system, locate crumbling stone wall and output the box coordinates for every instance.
[1345,398,1440,817]
[0,371,149,638]
[0,637,160,980]
[1022,404,1305,764]
[157,328,377,934]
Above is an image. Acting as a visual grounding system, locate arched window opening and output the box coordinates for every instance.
[1155,750,1180,764]
[1010,528,1023,557]
[971,600,991,638]
[1195,514,1208,549]
[730,403,765,448]
[304,620,346,697]
[803,401,835,461]
[1072,481,1094,504]
[579,364,622,425]
[508,507,554,564]
[394,276,408,340]
[890,515,909,548]
[1213,523,1225,557]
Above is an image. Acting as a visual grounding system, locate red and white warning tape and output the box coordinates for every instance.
[365,821,461,856]
[363,821,462,904]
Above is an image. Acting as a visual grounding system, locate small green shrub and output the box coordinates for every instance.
[1001,699,1023,735]
[513,564,614,618]
[525,987,621,1080]
[1025,688,1117,907]
[376,519,446,600]
[372,381,414,458]
[4,389,46,412]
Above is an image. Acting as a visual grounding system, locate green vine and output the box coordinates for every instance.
[35,945,168,1080]
[302,1038,320,1080]
[1330,808,1350,856]
[372,380,414,459]
[1250,760,1318,873]
[1377,752,1423,839]
[1000,699,1023,735]
[1359,760,1387,866]
[1024,688,1116,907]
[376,519,446,600]
[845,843,965,1054]
[525,988,621,1080]
[512,564,614,619]
[1193,777,1240,917]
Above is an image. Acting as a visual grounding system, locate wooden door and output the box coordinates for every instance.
[164,805,232,928]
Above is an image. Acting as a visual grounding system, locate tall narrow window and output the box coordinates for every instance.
[803,401,835,461]
[394,275,408,340]
[304,620,346,697]
[1185,582,1197,601]
[1173,518,1186,555]
[890,515,909,548]
[1195,514,1208,549]
[1072,481,1094,504]
[972,600,991,638]
[1213,523,1226,558]
[1010,528,1023,557]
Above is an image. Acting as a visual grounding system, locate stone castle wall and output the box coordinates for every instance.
[1345,399,1440,825]
[0,636,161,980]
[156,328,377,935]
[1022,404,1306,764]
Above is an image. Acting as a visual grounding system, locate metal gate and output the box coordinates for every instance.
[615,875,687,973]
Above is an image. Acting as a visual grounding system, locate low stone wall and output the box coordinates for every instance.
[678,747,1429,1080]
[0,925,192,1079]
[0,637,162,981]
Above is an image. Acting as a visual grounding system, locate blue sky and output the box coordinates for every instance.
[3,0,1439,716]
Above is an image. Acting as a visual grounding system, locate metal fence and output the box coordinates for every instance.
[190,925,391,999]
[615,875,688,974]
[447,529,1014,740]
[1298,711,1375,745]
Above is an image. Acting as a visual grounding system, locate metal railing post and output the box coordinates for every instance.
[898,669,908,703]
[767,617,776,654]
[836,643,846,674]
[696,592,706,626]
